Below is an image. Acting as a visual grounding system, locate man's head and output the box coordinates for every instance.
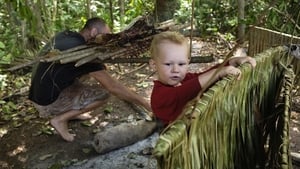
[149,31,190,86]
[80,17,111,42]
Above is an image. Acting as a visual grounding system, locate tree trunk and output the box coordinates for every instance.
[52,0,57,27]
[237,0,245,43]
[93,120,158,154]
[86,0,91,18]
[119,0,125,28]
[153,0,180,22]
[109,0,114,29]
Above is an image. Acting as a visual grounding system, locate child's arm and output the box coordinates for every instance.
[228,56,256,68]
[197,65,242,87]
[197,56,256,87]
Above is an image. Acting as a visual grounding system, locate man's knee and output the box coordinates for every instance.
[80,99,109,113]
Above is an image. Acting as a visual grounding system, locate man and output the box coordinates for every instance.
[29,17,152,142]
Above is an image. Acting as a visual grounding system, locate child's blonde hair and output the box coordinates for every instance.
[150,31,189,59]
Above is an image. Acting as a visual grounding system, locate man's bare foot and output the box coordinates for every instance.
[72,112,92,120]
[50,118,75,142]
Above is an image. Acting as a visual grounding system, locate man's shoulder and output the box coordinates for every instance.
[55,30,82,40]
[51,30,85,51]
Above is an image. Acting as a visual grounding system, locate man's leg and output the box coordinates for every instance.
[34,81,110,142]
[50,100,106,142]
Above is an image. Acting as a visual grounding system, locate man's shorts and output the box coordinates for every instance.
[33,81,110,117]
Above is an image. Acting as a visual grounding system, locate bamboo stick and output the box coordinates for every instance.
[41,46,100,62]
[280,68,295,169]
[94,56,214,64]
[75,53,99,67]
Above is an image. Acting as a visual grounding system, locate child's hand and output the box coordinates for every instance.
[219,66,242,80]
[228,56,256,68]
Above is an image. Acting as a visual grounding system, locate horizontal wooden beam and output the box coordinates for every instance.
[102,56,214,63]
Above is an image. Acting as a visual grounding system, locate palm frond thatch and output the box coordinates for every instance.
[153,46,298,169]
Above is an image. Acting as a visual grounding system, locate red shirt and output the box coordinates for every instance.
[151,73,202,124]
[151,63,226,124]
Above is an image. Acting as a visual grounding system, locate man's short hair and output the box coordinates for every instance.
[82,17,107,32]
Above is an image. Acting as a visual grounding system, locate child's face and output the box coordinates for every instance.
[151,41,189,86]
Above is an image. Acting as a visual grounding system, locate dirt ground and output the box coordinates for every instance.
[0,39,300,169]
[0,67,157,169]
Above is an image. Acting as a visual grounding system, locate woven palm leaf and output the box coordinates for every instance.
[153,46,297,169]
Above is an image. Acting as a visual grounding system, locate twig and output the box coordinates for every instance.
[271,7,300,32]
[118,63,147,76]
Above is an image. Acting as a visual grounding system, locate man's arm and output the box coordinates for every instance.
[89,70,152,111]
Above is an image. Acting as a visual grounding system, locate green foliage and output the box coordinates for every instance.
[175,0,299,37]
[0,74,8,93]
[0,0,298,67]
[0,0,154,67]
[0,73,30,98]
[174,0,192,24]
[1,101,17,116]
[175,0,239,35]
[127,0,154,19]
[0,72,31,126]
